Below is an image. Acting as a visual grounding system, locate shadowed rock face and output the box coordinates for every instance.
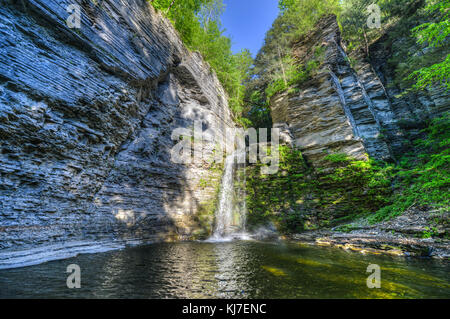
[270,14,449,165]
[0,0,234,256]
[369,32,450,145]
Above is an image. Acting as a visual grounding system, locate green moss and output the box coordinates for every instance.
[198,178,208,189]
[245,145,392,233]
[191,199,217,240]
[422,227,439,239]
[323,153,351,163]
[335,224,359,233]
[244,113,449,234]
[368,113,450,224]
[191,161,224,240]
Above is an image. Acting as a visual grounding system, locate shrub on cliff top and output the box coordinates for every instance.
[149,0,253,118]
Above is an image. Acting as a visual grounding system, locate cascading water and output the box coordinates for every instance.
[208,150,249,241]
[211,152,236,238]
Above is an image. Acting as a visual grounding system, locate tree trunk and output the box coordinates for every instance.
[277,45,287,86]
[167,0,176,13]
[363,29,369,58]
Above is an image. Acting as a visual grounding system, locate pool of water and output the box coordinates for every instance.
[0,241,449,298]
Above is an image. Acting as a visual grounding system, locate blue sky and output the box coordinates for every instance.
[221,0,280,57]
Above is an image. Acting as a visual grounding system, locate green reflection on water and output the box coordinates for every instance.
[0,241,448,298]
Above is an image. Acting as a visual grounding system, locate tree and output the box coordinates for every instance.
[150,0,210,46]
[339,0,378,56]
[408,0,450,90]
[198,0,225,29]
[149,0,254,119]
[245,0,340,109]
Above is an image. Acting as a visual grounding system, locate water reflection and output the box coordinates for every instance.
[213,243,253,298]
[0,241,448,299]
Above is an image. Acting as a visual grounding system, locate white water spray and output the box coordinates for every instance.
[208,150,249,241]
[212,153,236,238]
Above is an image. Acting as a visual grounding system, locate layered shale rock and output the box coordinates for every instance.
[369,33,450,151]
[0,0,234,266]
[293,209,450,258]
[270,14,449,165]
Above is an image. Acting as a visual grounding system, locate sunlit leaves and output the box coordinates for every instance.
[149,0,253,118]
[408,0,450,90]
[408,54,450,90]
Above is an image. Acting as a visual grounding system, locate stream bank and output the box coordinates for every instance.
[291,209,450,259]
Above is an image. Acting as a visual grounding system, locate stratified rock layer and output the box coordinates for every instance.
[293,209,450,258]
[270,15,449,165]
[0,0,234,263]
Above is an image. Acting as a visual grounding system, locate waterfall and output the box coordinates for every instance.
[208,150,249,241]
[212,152,236,238]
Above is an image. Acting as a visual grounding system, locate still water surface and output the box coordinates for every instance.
[0,241,449,298]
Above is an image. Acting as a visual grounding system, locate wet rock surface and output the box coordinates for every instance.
[0,3,448,269]
[269,15,449,258]
[292,209,450,258]
[0,0,234,262]
[270,15,449,165]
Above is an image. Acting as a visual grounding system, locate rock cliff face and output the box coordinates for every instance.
[0,0,234,266]
[270,15,449,165]
[369,33,450,143]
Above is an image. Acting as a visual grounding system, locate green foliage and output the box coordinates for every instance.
[242,0,447,126]
[245,145,308,232]
[198,177,208,189]
[343,0,450,91]
[192,161,224,239]
[368,112,450,223]
[151,0,207,44]
[264,49,324,101]
[422,226,439,238]
[265,79,288,101]
[243,91,272,131]
[150,0,449,234]
[278,0,342,40]
[245,146,392,233]
[243,0,340,125]
[339,0,428,56]
[192,199,216,240]
[337,0,449,94]
[408,0,450,90]
[246,116,450,231]
[149,0,253,119]
[408,54,450,90]
[323,153,351,163]
[246,113,450,231]
[335,224,359,233]
[412,0,450,48]
[339,0,377,55]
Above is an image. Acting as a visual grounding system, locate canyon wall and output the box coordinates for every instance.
[270,15,449,165]
[0,0,234,267]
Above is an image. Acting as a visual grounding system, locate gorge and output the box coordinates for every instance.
[0,0,449,298]
[0,0,236,267]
